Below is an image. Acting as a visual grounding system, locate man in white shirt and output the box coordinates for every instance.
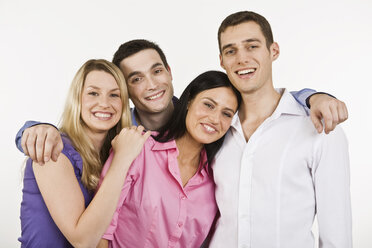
[210,11,352,248]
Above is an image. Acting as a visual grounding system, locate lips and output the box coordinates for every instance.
[201,123,217,133]
[145,90,165,101]
[93,111,113,120]
[235,68,256,78]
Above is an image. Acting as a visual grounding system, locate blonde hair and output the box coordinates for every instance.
[60,59,131,191]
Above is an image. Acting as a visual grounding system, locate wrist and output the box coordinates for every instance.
[307,92,336,108]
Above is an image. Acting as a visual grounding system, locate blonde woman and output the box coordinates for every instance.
[19,59,151,248]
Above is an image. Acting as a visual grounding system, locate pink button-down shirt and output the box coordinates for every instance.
[99,136,217,248]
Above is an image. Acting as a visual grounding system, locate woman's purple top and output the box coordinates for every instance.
[19,134,93,247]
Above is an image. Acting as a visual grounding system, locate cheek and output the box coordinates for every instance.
[80,96,91,116]
[113,98,123,111]
[220,119,232,133]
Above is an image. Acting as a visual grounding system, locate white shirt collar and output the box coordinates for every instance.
[231,88,307,131]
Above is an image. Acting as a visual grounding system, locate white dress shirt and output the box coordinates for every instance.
[210,89,352,248]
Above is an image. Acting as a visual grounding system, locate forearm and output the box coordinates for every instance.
[69,154,133,247]
[34,152,132,248]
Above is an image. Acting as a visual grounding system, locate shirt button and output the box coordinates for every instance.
[178,222,183,227]
[181,196,186,200]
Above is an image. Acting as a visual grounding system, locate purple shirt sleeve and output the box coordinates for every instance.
[15,121,58,153]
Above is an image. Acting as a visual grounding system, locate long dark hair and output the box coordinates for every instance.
[155,70,241,165]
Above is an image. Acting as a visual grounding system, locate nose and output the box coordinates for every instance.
[236,50,249,65]
[208,110,220,124]
[98,95,110,108]
[146,76,157,91]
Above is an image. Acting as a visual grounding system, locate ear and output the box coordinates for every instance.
[270,42,280,61]
[219,54,226,70]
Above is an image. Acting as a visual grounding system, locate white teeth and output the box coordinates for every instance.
[203,124,216,132]
[94,113,111,118]
[147,91,164,100]
[237,69,255,75]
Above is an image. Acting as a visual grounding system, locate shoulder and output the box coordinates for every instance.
[60,133,84,174]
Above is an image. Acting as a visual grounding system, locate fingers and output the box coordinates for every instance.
[323,106,334,134]
[52,140,64,162]
[309,94,349,134]
[20,124,62,164]
[26,132,37,162]
[143,130,152,140]
[310,111,323,134]
[324,100,348,134]
[21,131,30,157]
[338,101,348,123]
[35,132,47,164]
[45,132,63,162]
[136,125,145,133]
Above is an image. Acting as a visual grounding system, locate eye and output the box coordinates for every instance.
[223,111,233,118]
[131,77,142,83]
[204,102,214,109]
[154,68,163,74]
[110,93,120,98]
[224,49,235,56]
[88,92,98,96]
[248,45,258,50]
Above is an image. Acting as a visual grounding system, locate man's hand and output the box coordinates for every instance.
[309,94,348,134]
[21,124,63,164]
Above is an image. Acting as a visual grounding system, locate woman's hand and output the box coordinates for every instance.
[111,125,151,162]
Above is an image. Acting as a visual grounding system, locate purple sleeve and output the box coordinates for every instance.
[15,121,58,153]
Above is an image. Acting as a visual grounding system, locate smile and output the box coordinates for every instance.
[236,68,256,75]
[202,123,217,133]
[145,91,165,100]
[93,112,113,120]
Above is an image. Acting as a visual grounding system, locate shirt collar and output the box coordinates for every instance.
[151,138,178,151]
[231,88,307,131]
[271,88,308,118]
[151,139,211,176]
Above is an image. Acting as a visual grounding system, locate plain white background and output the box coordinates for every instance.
[1,0,371,247]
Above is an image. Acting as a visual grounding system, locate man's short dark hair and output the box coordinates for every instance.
[112,39,169,70]
[218,11,274,52]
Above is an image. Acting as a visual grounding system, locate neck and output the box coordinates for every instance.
[85,128,107,153]
[176,133,203,165]
[238,84,281,141]
[135,102,174,131]
[175,133,204,187]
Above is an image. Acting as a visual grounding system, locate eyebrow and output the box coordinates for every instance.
[86,85,120,92]
[204,97,236,113]
[127,62,164,79]
[221,38,262,52]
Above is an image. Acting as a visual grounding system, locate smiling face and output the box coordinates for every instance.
[219,21,279,95]
[81,70,122,136]
[185,87,238,145]
[119,48,174,114]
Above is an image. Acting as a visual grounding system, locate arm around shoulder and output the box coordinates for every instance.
[17,121,62,164]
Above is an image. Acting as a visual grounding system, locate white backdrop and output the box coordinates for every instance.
[1,0,371,247]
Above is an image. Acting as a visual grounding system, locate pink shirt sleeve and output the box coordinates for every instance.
[98,150,140,240]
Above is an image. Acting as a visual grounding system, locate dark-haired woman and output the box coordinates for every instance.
[97,70,241,248]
